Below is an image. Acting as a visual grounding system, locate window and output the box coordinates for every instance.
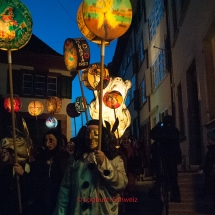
[8,70,72,99]
[149,0,163,41]
[125,75,135,106]
[140,78,146,105]
[137,36,145,68]
[152,50,166,89]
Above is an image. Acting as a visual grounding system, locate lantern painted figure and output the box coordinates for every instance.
[4,96,21,112]
[103,90,123,109]
[0,0,33,50]
[28,101,44,117]
[45,117,58,128]
[46,97,62,114]
[82,0,132,41]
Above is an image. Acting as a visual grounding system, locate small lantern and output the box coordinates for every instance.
[46,97,62,114]
[75,96,87,112]
[64,37,90,73]
[0,0,33,50]
[4,96,22,112]
[28,101,44,116]
[103,91,123,109]
[81,63,110,90]
[45,117,58,128]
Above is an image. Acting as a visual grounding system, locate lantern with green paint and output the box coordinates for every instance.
[0,0,33,50]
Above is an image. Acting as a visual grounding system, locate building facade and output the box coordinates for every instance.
[111,0,215,170]
[0,34,75,146]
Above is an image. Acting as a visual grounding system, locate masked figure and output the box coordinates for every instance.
[55,119,128,215]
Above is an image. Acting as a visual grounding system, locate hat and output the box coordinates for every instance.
[207,129,215,142]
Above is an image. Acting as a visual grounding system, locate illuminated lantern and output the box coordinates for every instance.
[46,97,62,114]
[4,96,21,112]
[64,37,90,73]
[82,0,132,41]
[77,3,110,45]
[28,101,44,116]
[0,0,33,51]
[103,91,123,109]
[45,117,58,128]
[75,96,87,112]
[81,63,110,90]
[66,103,80,118]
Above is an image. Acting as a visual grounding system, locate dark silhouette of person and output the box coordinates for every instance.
[150,115,182,202]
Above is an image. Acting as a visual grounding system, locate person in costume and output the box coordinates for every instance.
[55,119,128,215]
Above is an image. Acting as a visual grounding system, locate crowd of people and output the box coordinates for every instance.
[0,120,146,215]
[1,115,214,215]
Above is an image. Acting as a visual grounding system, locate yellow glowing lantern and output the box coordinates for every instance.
[46,97,62,114]
[103,90,123,109]
[81,63,110,90]
[0,0,33,51]
[4,96,21,112]
[82,0,132,41]
[28,101,44,116]
[64,37,90,73]
[77,2,110,45]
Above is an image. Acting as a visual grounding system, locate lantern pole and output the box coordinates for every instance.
[77,70,88,123]
[98,39,105,150]
[8,49,22,214]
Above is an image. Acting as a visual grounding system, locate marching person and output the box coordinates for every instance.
[55,119,128,215]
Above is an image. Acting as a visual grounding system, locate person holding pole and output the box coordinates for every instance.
[54,119,128,215]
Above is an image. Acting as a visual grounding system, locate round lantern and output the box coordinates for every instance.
[4,96,22,112]
[103,91,123,109]
[82,0,132,41]
[81,63,110,91]
[77,2,110,45]
[46,97,62,114]
[64,37,90,73]
[45,117,58,128]
[28,101,44,116]
[0,0,33,50]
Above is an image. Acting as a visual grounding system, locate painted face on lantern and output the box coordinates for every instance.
[85,125,99,150]
[45,134,57,150]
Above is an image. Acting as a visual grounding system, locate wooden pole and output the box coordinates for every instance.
[98,39,105,150]
[8,49,22,214]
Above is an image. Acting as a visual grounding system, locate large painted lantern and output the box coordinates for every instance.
[46,97,62,114]
[28,101,44,116]
[0,0,33,50]
[82,0,132,41]
[77,2,110,45]
[45,117,58,128]
[64,37,90,73]
[4,96,21,112]
[82,63,110,90]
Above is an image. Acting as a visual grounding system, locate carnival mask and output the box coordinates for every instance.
[45,134,57,150]
[85,125,99,150]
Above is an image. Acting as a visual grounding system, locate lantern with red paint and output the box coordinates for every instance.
[4,96,22,112]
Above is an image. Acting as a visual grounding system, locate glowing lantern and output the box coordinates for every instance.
[64,37,90,73]
[4,96,21,112]
[46,97,62,114]
[82,0,132,41]
[75,96,87,112]
[77,2,110,45]
[45,117,58,128]
[103,91,123,109]
[81,63,110,90]
[0,0,33,51]
[28,101,44,116]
